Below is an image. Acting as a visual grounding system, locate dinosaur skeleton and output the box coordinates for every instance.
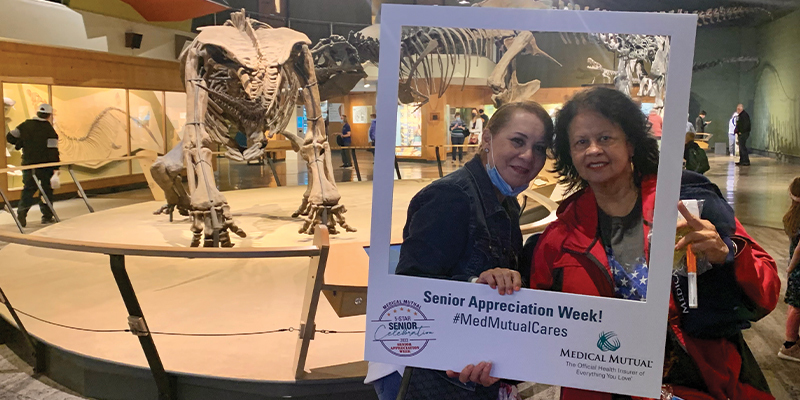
[693,56,760,73]
[347,19,561,107]
[151,10,354,247]
[586,57,616,84]
[346,0,769,108]
[574,4,769,107]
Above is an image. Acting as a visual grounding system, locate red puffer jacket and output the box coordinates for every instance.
[531,174,780,400]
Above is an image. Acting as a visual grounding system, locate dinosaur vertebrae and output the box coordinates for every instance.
[692,57,759,73]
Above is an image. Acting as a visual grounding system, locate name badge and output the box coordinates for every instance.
[47,138,58,148]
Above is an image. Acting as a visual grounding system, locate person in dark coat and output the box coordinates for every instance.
[396,102,554,400]
[734,104,751,166]
[5,104,60,227]
[695,110,710,133]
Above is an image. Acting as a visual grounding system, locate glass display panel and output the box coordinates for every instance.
[165,91,187,152]
[51,85,129,183]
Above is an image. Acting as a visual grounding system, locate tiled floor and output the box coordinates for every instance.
[0,150,799,399]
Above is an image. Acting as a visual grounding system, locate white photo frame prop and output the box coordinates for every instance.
[367,5,696,398]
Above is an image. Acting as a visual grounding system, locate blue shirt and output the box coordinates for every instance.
[341,122,351,146]
[369,120,376,142]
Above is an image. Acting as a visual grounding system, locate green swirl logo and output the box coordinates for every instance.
[597,331,621,352]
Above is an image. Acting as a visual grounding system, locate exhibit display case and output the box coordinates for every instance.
[2,82,185,191]
[395,103,422,157]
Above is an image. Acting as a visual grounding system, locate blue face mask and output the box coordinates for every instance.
[485,136,528,197]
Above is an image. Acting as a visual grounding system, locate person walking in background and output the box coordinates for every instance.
[647,108,662,137]
[449,112,466,165]
[368,113,377,155]
[478,108,489,126]
[468,108,483,154]
[696,110,711,133]
[5,104,60,227]
[780,177,800,363]
[735,103,751,166]
[338,114,353,168]
[686,113,697,134]
[729,108,739,157]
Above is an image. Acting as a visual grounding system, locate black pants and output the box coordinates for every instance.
[451,136,464,161]
[739,131,750,165]
[340,146,352,166]
[18,167,55,218]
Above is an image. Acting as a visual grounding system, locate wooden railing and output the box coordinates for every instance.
[0,155,151,233]
[0,225,332,399]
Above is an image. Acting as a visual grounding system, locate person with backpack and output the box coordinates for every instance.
[684,131,710,174]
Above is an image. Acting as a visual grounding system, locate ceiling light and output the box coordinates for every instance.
[459,0,470,4]
[364,83,371,88]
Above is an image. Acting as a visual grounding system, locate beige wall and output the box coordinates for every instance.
[0,0,194,61]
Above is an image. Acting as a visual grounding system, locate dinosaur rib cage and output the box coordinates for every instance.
[198,55,302,158]
[398,27,497,103]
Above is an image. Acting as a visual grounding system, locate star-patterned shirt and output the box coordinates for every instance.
[608,248,649,301]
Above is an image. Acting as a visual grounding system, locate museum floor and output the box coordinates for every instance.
[0,151,798,400]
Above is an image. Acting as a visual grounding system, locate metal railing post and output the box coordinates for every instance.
[0,285,44,372]
[435,146,443,178]
[394,159,402,180]
[109,254,175,400]
[31,171,59,222]
[67,166,94,213]
[351,149,362,181]
[0,186,24,233]
[293,226,330,379]
[266,157,282,187]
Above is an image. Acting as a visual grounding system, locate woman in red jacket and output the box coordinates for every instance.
[531,87,780,400]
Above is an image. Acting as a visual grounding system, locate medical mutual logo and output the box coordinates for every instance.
[597,331,621,352]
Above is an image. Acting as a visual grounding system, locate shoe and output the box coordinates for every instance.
[41,216,56,224]
[735,162,750,166]
[778,344,800,362]
[17,214,26,228]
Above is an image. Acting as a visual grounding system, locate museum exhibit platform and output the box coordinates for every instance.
[0,181,419,400]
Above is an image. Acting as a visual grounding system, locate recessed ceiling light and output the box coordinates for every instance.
[364,83,371,88]
[459,0,470,4]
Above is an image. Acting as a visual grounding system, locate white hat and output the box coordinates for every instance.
[38,104,53,114]
[3,97,14,107]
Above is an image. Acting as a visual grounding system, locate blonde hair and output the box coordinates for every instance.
[783,176,800,237]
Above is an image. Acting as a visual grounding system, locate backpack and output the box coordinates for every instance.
[685,145,710,174]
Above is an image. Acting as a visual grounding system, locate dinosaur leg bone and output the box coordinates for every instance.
[289,45,355,235]
[183,53,247,247]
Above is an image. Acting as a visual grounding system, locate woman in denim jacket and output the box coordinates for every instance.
[393,101,554,400]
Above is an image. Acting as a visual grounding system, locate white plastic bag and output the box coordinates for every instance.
[50,171,61,189]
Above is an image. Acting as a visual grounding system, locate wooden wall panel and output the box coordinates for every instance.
[345,92,377,147]
[0,41,183,92]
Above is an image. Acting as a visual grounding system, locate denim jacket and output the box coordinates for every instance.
[396,155,524,398]
[397,154,525,285]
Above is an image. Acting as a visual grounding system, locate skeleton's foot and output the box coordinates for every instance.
[153,204,174,215]
[297,203,357,235]
[189,205,247,247]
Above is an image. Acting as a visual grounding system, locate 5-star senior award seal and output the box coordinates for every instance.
[373,300,435,357]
